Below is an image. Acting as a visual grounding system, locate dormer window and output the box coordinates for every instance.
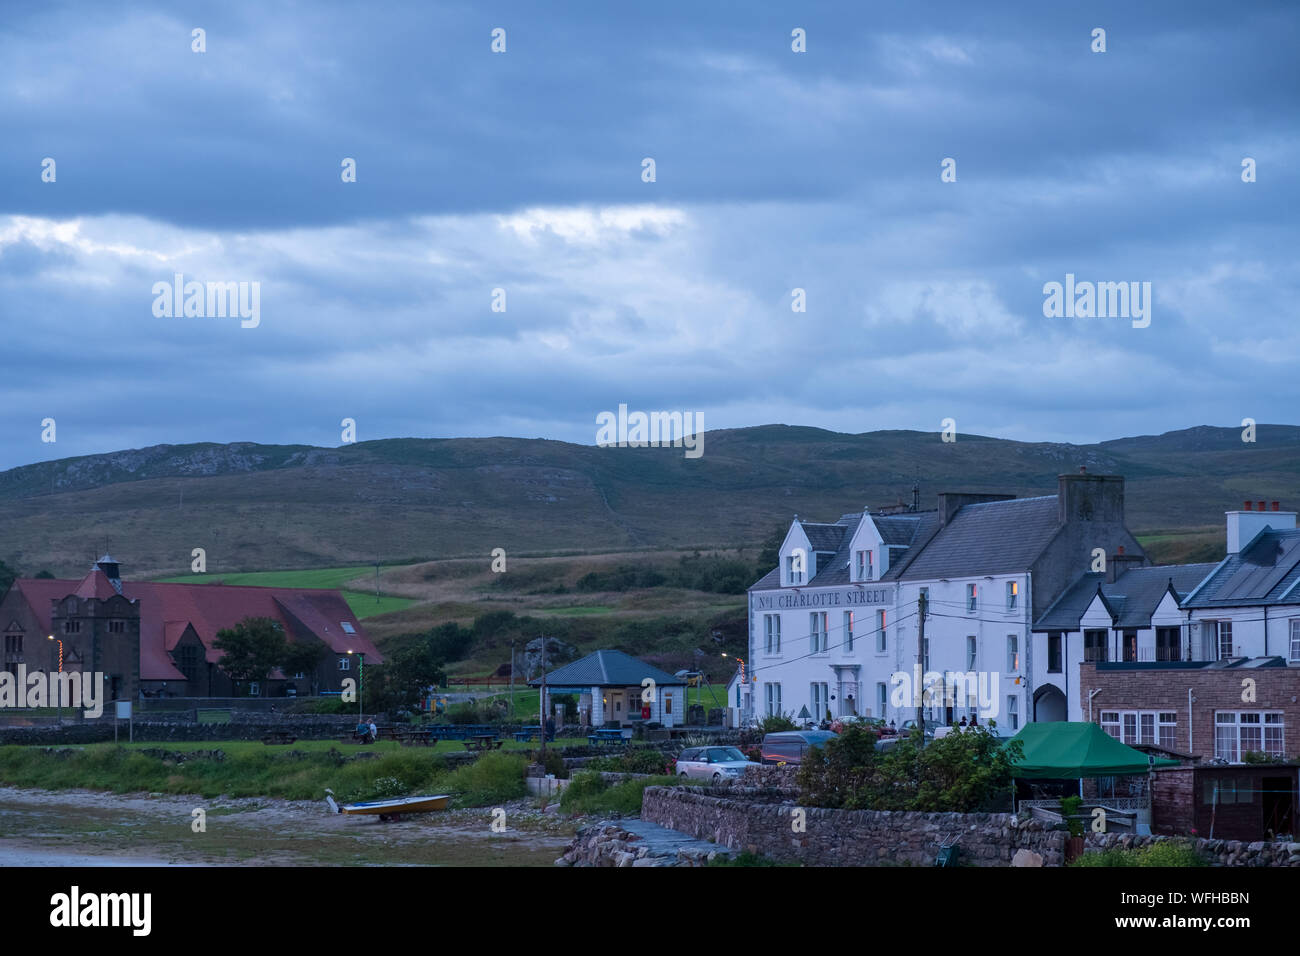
[855,550,873,581]
[786,552,805,585]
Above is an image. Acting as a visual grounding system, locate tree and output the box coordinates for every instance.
[0,559,17,595]
[796,724,1022,813]
[281,640,328,693]
[213,617,286,697]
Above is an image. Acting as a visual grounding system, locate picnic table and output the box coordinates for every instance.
[464,734,504,752]
[397,731,436,747]
[512,728,556,743]
[588,728,628,746]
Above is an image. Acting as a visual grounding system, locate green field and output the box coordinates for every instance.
[155,566,416,619]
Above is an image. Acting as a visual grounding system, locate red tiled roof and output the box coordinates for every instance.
[11,568,383,681]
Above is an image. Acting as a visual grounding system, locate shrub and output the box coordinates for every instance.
[1060,795,1084,837]
[1070,840,1207,867]
[443,751,528,807]
[759,713,798,733]
[559,771,676,816]
[535,748,568,779]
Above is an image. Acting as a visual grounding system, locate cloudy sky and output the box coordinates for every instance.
[1,0,1296,471]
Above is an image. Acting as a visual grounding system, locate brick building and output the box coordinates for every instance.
[1079,660,1300,763]
[0,556,383,701]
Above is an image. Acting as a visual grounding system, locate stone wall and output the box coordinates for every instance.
[0,716,359,745]
[640,786,1064,866]
[1083,832,1300,866]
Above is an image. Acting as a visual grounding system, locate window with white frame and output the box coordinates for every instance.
[1216,620,1234,660]
[338,657,350,671]
[843,611,854,653]
[1007,635,1019,672]
[809,612,828,653]
[811,682,829,721]
[1006,695,1018,730]
[1290,619,1300,662]
[765,683,782,716]
[1006,580,1018,611]
[875,610,887,653]
[764,614,781,654]
[1101,710,1177,749]
[967,583,977,612]
[856,550,873,581]
[876,682,887,719]
[967,636,977,670]
[923,637,930,673]
[1215,711,1284,763]
[786,553,805,585]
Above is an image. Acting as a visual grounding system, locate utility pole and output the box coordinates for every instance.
[916,590,927,741]
[374,561,380,605]
[509,641,515,720]
[538,637,548,762]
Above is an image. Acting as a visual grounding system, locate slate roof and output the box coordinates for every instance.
[892,496,1061,580]
[1034,563,1219,631]
[750,511,933,591]
[9,564,382,681]
[529,649,684,688]
[799,520,848,552]
[1183,528,1300,608]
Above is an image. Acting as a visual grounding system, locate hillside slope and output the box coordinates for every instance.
[1,425,1296,577]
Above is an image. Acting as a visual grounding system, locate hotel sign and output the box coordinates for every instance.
[751,586,892,611]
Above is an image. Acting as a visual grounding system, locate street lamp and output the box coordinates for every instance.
[347,650,364,718]
[47,635,63,722]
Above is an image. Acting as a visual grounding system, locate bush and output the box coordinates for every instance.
[1070,840,1207,867]
[759,713,798,733]
[535,748,568,779]
[443,751,528,806]
[558,771,677,816]
[1060,795,1084,837]
[796,725,1020,813]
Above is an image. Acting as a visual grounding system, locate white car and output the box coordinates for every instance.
[675,746,757,784]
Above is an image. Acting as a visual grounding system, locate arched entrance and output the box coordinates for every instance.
[1033,684,1067,722]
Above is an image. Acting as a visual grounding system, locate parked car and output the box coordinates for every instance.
[675,746,758,783]
[760,730,838,765]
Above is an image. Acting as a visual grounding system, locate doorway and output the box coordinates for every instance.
[1262,776,1294,837]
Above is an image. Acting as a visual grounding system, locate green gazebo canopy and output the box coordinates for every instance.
[1005,722,1179,779]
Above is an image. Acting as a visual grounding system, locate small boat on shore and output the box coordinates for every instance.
[325,790,451,821]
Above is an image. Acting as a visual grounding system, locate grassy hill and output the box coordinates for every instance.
[1,424,1296,578]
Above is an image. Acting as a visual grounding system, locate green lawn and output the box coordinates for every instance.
[154,567,416,619]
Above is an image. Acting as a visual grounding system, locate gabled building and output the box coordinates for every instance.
[0,556,382,701]
[1033,559,1219,721]
[744,470,1149,734]
[1077,501,1300,764]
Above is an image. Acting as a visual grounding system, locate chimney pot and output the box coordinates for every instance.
[1273,501,1281,511]
[1258,501,1266,512]
[1079,466,1086,474]
[1244,501,1253,511]
[1117,545,1125,555]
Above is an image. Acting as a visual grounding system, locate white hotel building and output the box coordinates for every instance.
[739,470,1148,734]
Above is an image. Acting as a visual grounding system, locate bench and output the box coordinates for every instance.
[261,732,297,746]
[588,730,628,747]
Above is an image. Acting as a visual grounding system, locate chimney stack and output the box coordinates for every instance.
[1107,545,1144,583]
[1057,472,1125,526]
[1226,505,1298,554]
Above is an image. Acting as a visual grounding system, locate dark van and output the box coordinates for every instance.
[760,730,838,765]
